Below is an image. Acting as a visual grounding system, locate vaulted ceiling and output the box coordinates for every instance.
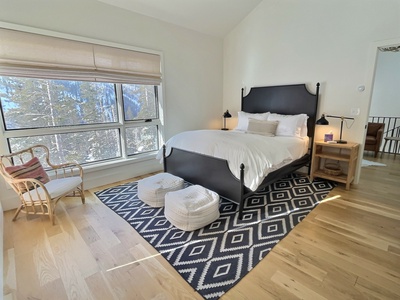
[96,0,262,37]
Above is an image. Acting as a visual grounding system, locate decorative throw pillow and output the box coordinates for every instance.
[234,111,270,131]
[5,157,50,192]
[246,119,279,136]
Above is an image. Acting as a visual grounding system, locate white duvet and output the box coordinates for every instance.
[156,130,309,191]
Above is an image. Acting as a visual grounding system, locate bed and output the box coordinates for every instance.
[161,83,320,219]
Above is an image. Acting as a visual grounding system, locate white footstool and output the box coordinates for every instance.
[165,185,220,231]
[137,173,184,207]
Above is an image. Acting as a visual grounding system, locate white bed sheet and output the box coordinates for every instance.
[157,130,309,191]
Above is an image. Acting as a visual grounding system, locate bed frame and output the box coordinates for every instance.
[163,83,320,219]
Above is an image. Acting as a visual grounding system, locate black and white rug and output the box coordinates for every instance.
[95,173,335,300]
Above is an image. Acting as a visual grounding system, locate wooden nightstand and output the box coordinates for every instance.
[310,141,359,190]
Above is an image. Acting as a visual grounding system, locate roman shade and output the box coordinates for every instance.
[0,28,162,84]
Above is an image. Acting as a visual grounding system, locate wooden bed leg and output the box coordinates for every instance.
[238,164,245,220]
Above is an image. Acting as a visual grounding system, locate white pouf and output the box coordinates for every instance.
[165,185,220,231]
[137,173,184,207]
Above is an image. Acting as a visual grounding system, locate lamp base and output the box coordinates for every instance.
[221,128,229,131]
[336,140,347,144]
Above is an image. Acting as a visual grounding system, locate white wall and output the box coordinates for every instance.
[0,0,223,210]
[223,0,400,181]
[370,51,400,117]
[0,200,3,297]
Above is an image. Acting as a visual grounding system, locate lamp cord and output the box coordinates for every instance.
[344,118,355,129]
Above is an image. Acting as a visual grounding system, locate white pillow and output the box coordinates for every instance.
[235,111,270,131]
[268,113,308,137]
[246,119,279,136]
[300,117,308,137]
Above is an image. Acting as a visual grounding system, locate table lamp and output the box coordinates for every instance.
[221,110,232,130]
[316,114,354,144]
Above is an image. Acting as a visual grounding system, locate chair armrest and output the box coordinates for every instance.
[376,128,384,143]
[50,162,83,179]
[7,177,47,196]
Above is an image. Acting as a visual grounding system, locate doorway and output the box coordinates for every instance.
[362,38,400,166]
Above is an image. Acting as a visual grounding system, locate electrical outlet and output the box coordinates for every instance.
[351,108,360,116]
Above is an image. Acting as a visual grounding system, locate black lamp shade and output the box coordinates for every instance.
[223,110,232,118]
[316,114,329,125]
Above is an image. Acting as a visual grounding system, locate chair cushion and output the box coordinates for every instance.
[137,173,184,207]
[164,185,220,231]
[5,157,50,192]
[365,136,377,145]
[22,177,82,202]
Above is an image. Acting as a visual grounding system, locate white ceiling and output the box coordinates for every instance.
[96,0,262,37]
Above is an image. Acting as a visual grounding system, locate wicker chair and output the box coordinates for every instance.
[0,145,85,225]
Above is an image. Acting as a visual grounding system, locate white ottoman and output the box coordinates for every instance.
[137,173,184,207]
[165,185,220,231]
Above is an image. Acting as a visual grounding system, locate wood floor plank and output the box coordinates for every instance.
[83,213,121,249]
[274,237,358,286]
[270,239,363,299]
[3,155,400,299]
[40,278,69,300]
[270,270,328,300]
[281,229,400,297]
[130,243,203,300]
[312,208,400,247]
[85,272,118,300]
[14,250,44,299]
[333,198,400,220]
[355,275,400,300]
[88,239,124,272]
[48,231,94,300]
[224,260,299,300]
[268,247,328,283]
[295,220,400,287]
[2,248,16,297]
[311,213,399,251]
[31,229,60,286]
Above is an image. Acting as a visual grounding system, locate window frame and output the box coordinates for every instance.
[0,24,165,167]
[0,79,163,166]
[116,83,162,160]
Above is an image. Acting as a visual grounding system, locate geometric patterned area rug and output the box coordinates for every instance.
[94,173,335,300]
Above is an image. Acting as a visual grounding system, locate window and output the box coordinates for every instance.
[0,76,161,165]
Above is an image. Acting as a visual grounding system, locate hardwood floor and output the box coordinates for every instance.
[3,153,400,299]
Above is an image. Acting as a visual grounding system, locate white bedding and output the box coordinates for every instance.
[156,130,309,191]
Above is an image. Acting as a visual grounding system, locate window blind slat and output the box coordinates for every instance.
[0,29,94,69]
[0,28,162,84]
[93,45,162,79]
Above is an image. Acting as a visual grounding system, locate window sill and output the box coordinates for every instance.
[82,151,160,174]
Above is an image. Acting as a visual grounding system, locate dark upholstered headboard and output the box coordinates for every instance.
[241,83,320,139]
